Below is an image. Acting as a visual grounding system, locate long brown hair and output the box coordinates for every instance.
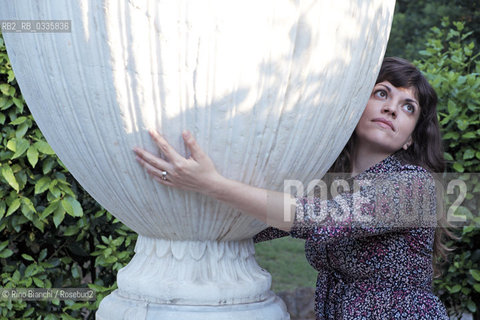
[329,57,450,275]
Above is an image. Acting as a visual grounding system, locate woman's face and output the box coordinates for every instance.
[355,81,421,155]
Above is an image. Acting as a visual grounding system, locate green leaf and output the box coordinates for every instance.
[1,165,19,192]
[463,225,475,234]
[6,197,21,217]
[447,100,457,115]
[40,200,59,219]
[59,184,76,197]
[16,122,29,138]
[470,269,480,281]
[12,270,21,282]
[0,83,12,96]
[453,21,464,31]
[12,97,23,111]
[0,240,8,252]
[474,284,480,293]
[21,254,35,261]
[23,308,35,318]
[27,146,39,168]
[112,237,124,247]
[32,218,45,232]
[0,96,12,110]
[35,176,51,195]
[0,112,5,124]
[24,263,36,277]
[49,180,61,198]
[38,248,47,262]
[0,248,13,258]
[0,200,5,219]
[63,225,80,236]
[462,132,476,139]
[456,119,469,130]
[12,138,29,159]
[72,265,80,278]
[6,138,16,151]
[9,116,27,125]
[449,284,462,293]
[32,277,44,287]
[463,149,475,160]
[467,300,477,313]
[444,152,454,161]
[42,157,56,174]
[34,140,55,155]
[62,197,83,217]
[105,256,117,264]
[53,205,65,228]
[442,132,459,140]
[453,162,464,173]
[21,197,36,215]
[7,70,15,83]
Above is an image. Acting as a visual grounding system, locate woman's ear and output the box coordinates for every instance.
[402,137,413,150]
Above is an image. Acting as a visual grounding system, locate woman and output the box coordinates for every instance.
[134,57,449,319]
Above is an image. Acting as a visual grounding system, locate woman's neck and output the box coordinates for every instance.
[350,145,392,177]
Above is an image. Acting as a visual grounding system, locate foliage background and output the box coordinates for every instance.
[1,1,480,319]
[413,19,480,318]
[0,33,137,319]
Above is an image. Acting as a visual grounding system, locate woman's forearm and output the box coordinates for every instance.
[207,176,295,231]
[134,130,295,231]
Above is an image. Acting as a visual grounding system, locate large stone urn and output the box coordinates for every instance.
[0,0,395,319]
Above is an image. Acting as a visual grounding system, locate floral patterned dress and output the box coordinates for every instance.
[254,154,448,319]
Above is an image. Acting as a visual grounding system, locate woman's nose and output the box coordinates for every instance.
[382,104,396,117]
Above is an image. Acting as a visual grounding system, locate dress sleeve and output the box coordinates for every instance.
[289,167,438,243]
[253,227,290,243]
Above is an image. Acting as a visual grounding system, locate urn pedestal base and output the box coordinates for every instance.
[96,290,289,320]
[96,236,290,319]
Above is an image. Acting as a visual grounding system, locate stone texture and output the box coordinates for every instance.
[0,0,395,240]
[0,0,395,318]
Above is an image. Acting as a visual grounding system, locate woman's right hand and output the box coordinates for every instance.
[133,130,225,196]
[134,129,295,231]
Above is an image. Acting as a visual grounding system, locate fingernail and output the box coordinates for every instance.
[183,130,190,138]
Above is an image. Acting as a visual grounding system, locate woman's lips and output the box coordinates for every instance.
[372,118,394,131]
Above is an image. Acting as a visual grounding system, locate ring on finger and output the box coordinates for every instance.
[161,170,168,181]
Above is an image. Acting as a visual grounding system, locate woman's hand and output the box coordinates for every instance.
[133,130,224,196]
[133,129,295,231]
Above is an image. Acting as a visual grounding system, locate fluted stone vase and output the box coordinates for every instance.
[0,0,395,319]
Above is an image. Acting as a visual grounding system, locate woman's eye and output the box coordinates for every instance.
[374,89,387,98]
[403,104,415,113]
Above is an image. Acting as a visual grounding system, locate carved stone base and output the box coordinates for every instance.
[96,236,290,319]
[96,290,289,320]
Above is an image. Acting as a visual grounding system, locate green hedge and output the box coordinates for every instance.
[414,19,480,318]
[1,19,479,319]
[0,33,136,319]
[386,0,480,61]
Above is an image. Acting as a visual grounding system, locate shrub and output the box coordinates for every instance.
[415,19,480,318]
[0,32,137,320]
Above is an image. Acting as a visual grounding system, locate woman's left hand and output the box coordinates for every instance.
[133,130,224,196]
